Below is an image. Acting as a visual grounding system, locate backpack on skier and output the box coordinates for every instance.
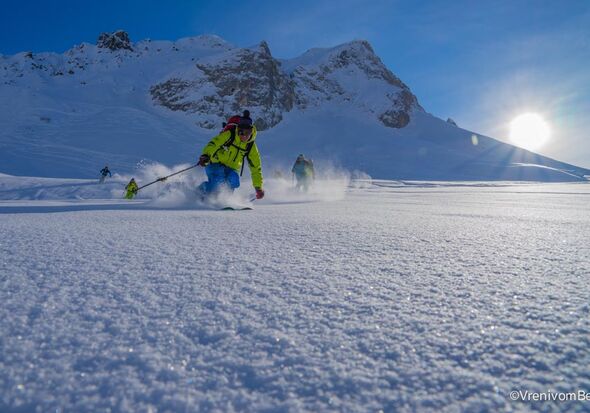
[219,110,254,176]
[221,110,252,131]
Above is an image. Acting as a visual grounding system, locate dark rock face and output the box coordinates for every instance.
[379,89,420,128]
[337,42,420,128]
[378,89,419,128]
[97,31,133,51]
[149,39,421,130]
[196,44,295,130]
[150,79,204,112]
[379,110,410,128]
[151,42,295,130]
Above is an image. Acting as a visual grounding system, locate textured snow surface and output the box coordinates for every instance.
[1,181,589,412]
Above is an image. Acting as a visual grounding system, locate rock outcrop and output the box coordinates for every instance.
[149,39,421,130]
[151,42,295,130]
[97,30,133,51]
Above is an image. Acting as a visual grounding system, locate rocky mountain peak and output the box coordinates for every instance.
[283,39,421,128]
[327,40,409,90]
[150,44,295,130]
[258,41,272,57]
[148,37,422,130]
[97,30,133,51]
[334,39,375,57]
[2,31,421,130]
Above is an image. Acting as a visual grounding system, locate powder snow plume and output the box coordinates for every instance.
[131,162,258,208]
[131,160,351,207]
[259,160,351,205]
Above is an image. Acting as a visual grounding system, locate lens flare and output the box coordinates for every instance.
[509,113,550,151]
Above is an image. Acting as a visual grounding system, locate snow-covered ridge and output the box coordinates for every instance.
[1,30,589,180]
[1,31,420,131]
[0,33,234,84]
[282,39,410,91]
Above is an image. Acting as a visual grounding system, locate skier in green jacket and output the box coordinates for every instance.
[124,178,138,199]
[197,111,265,200]
[292,154,315,191]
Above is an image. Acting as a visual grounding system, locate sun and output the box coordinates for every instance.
[509,113,550,151]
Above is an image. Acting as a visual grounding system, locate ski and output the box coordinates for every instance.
[220,206,253,211]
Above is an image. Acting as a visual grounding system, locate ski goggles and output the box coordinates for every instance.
[237,127,252,136]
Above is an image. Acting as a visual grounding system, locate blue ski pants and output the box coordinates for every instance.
[198,163,240,194]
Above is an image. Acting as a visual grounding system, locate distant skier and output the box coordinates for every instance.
[99,165,112,183]
[291,154,315,191]
[196,110,265,200]
[124,178,138,199]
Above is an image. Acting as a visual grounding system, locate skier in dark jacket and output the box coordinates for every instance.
[99,166,112,183]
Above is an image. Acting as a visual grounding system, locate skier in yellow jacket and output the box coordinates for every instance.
[197,111,265,200]
[124,178,138,199]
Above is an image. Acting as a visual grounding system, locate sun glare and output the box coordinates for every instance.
[509,113,550,151]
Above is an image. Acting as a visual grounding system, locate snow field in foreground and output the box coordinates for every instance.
[1,183,589,412]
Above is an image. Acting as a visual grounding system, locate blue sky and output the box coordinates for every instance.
[1,0,589,168]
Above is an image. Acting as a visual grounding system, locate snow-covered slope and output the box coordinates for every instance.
[1,31,588,181]
[1,178,589,412]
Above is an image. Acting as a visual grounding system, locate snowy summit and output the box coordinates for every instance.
[1,30,588,181]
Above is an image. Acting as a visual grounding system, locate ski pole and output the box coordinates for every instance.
[135,164,199,193]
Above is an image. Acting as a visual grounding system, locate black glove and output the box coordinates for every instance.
[198,154,210,167]
[255,188,265,199]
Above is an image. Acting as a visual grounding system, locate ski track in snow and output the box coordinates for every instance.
[1,181,589,412]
